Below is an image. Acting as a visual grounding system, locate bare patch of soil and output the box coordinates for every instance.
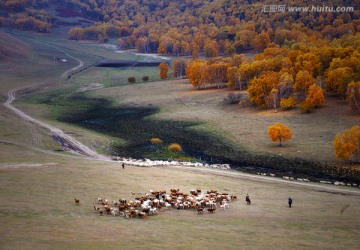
[77,83,104,93]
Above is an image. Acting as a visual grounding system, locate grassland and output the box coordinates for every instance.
[0,154,359,250]
[91,79,359,164]
[0,29,359,250]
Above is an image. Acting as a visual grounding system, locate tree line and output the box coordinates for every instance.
[184,34,360,113]
[0,0,52,32]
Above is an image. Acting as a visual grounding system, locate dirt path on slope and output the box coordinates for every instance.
[3,53,109,160]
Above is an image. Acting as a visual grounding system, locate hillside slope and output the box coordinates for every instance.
[0,31,30,60]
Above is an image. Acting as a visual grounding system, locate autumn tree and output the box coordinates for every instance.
[206,62,229,88]
[136,37,150,53]
[234,30,256,51]
[186,60,207,89]
[347,81,360,112]
[325,67,353,97]
[278,72,294,98]
[304,84,325,108]
[226,66,241,89]
[128,76,136,84]
[266,88,280,111]
[157,42,167,55]
[172,59,187,78]
[168,143,182,152]
[267,122,293,146]
[231,54,248,67]
[252,33,270,52]
[181,41,190,55]
[191,42,200,60]
[142,76,149,82]
[294,52,322,77]
[204,39,220,58]
[248,71,279,107]
[333,126,360,163]
[159,62,169,79]
[294,70,316,99]
[151,138,163,145]
[68,27,84,40]
[280,97,297,110]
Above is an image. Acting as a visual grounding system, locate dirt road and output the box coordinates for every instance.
[3,54,109,160]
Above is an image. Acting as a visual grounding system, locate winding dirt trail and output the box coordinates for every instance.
[4,55,109,161]
[61,53,84,78]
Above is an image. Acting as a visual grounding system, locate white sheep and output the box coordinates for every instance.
[220,203,229,209]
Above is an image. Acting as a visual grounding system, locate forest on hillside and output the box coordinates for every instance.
[0,1,359,54]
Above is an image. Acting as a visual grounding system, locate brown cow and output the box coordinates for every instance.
[207,208,216,213]
[138,212,147,219]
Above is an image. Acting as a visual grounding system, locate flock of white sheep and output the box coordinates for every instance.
[92,188,237,219]
[116,158,358,188]
[116,157,231,170]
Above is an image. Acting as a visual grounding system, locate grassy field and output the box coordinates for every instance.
[91,79,359,164]
[0,29,360,249]
[0,152,359,250]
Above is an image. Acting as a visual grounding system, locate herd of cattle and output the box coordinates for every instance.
[89,188,237,219]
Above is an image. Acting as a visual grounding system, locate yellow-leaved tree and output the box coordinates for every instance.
[333,126,360,163]
[305,84,325,108]
[267,122,292,146]
[159,62,169,79]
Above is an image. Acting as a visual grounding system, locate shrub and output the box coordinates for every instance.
[151,138,163,145]
[128,76,136,84]
[299,101,314,113]
[239,99,247,108]
[142,76,149,82]
[168,143,182,152]
[223,93,244,104]
[280,97,297,110]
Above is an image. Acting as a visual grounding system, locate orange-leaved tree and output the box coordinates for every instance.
[304,84,325,108]
[325,67,353,97]
[248,71,279,107]
[293,70,316,99]
[186,59,207,89]
[333,126,360,163]
[267,122,292,146]
[159,62,169,79]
